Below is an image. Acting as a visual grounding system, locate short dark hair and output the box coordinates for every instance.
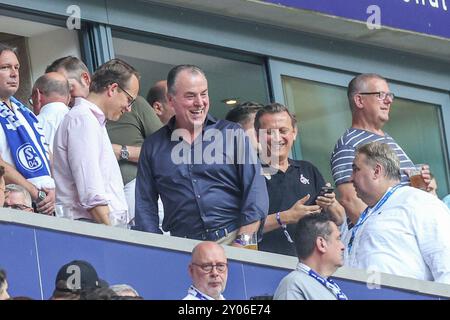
[0,43,17,57]
[0,165,5,178]
[294,212,333,260]
[225,101,263,126]
[167,65,205,95]
[45,56,89,81]
[89,59,140,94]
[33,73,70,98]
[146,81,167,107]
[254,102,297,133]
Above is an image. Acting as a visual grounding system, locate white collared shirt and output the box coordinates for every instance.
[346,186,450,284]
[37,101,69,153]
[183,285,225,300]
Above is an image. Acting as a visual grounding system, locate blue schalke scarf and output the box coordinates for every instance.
[0,97,51,179]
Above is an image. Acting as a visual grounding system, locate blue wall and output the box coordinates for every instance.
[0,222,444,300]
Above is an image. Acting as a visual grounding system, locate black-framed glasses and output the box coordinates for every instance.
[191,263,228,273]
[358,91,395,101]
[117,83,136,108]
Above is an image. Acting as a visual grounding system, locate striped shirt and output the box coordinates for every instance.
[330,128,414,186]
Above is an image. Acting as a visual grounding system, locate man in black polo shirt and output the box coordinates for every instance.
[255,103,345,256]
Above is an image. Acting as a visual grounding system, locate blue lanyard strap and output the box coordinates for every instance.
[298,263,348,300]
[187,285,210,300]
[347,184,403,254]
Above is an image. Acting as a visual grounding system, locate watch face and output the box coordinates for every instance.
[121,149,129,160]
[38,191,46,201]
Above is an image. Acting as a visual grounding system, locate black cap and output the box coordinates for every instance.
[55,260,107,292]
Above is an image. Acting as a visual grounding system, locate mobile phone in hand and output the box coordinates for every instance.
[314,186,334,203]
[319,186,334,197]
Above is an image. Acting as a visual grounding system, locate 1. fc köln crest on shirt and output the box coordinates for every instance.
[300,174,310,185]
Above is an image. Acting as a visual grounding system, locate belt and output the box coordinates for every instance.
[201,223,238,241]
[177,223,238,241]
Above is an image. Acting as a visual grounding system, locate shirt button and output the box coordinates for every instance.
[197,195,201,198]
[193,179,197,183]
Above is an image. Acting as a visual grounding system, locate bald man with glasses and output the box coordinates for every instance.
[184,241,228,300]
[330,73,431,229]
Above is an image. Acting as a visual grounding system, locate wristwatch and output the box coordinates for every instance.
[234,233,252,246]
[120,145,129,161]
[37,190,46,202]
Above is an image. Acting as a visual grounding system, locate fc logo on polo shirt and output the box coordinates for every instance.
[300,174,310,185]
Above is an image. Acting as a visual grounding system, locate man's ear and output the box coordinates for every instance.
[353,94,364,110]
[31,89,41,114]
[107,83,118,97]
[81,72,91,86]
[373,163,383,179]
[316,237,327,254]
[153,101,163,116]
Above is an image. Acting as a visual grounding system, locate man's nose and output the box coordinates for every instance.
[10,68,18,77]
[193,94,202,106]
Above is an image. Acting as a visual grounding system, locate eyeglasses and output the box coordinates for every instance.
[191,263,228,273]
[117,83,136,108]
[3,203,32,211]
[358,91,395,101]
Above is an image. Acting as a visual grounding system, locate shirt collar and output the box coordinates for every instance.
[166,113,217,132]
[188,285,224,300]
[39,102,69,115]
[261,158,297,175]
[75,97,106,126]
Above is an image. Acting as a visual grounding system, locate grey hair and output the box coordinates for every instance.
[109,284,139,297]
[5,184,32,207]
[356,141,401,181]
[33,73,70,98]
[347,73,386,112]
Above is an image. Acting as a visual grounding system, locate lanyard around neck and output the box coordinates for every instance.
[347,184,402,254]
[187,285,211,300]
[298,263,348,300]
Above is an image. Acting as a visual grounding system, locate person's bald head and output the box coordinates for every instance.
[147,79,174,124]
[189,241,228,300]
[31,72,70,114]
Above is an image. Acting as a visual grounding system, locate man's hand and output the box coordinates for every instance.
[316,183,345,226]
[420,164,431,188]
[283,194,321,224]
[36,188,55,215]
[315,183,336,211]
